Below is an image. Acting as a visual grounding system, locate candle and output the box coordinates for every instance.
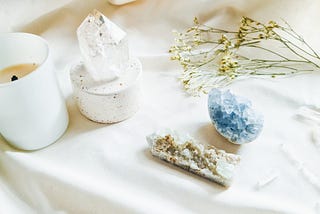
[0,33,69,150]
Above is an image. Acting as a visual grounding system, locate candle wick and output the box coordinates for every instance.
[11,75,18,81]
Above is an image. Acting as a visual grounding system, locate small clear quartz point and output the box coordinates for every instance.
[77,9,129,81]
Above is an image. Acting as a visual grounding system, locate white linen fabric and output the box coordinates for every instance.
[1,0,320,213]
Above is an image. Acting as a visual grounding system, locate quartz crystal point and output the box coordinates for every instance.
[147,130,241,187]
[77,10,129,81]
[208,89,264,144]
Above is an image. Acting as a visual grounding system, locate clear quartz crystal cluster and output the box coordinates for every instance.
[208,89,263,144]
[71,9,142,123]
[147,130,241,187]
[77,10,129,81]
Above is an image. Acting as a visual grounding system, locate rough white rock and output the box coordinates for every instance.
[147,130,241,187]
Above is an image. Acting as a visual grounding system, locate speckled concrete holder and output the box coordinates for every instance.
[70,58,142,123]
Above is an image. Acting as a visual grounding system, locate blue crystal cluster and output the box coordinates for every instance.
[208,89,263,144]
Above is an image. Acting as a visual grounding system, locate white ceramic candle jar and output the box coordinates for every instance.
[0,33,69,150]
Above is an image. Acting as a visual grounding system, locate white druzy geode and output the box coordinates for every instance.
[147,130,241,187]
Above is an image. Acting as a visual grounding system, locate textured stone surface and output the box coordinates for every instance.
[70,59,142,123]
[77,9,129,81]
[147,130,241,187]
[208,89,263,144]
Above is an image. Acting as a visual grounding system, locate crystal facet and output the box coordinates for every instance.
[77,10,129,81]
[208,89,264,144]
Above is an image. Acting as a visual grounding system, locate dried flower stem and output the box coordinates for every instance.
[169,17,320,96]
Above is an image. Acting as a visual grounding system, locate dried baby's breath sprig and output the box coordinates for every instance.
[169,17,320,96]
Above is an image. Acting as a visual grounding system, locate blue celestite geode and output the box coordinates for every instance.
[208,89,263,144]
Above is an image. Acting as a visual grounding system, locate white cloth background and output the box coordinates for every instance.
[1,0,320,213]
